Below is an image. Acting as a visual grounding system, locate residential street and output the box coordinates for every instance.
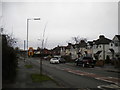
[28,57,120,89]
[2,2,120,90]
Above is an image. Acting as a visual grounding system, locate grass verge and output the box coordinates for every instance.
[31,73,53,82]
[24,64,33,69]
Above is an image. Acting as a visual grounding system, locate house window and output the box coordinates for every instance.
[96,45,98,48]
[111,44,113,46]
[115,43,118,47]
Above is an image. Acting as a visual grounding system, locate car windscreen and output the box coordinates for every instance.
[60,58,65,61]
[52,58,57,60]
[83,57,93,60]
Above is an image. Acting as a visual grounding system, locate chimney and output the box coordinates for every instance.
[68,43,72,46]
[99,35,105,39]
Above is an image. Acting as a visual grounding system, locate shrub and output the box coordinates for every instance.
[2,34,18,83]
[95,60,104,67]
[61,55,72,62]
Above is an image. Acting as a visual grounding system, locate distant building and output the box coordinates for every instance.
[52,46,61,55]
[60,41,88,60]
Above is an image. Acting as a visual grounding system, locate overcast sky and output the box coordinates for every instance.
[1,1,118,49]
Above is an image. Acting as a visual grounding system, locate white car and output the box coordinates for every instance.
[50,58,59,64]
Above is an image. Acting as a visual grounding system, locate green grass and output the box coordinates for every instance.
[31,74,52,82]
[24,64,33,69]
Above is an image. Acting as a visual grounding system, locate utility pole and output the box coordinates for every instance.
[24,40,25,51]
[27,19,29,57]
[24,40,26,62]
[40,22,47,75]
[44,37,48,49]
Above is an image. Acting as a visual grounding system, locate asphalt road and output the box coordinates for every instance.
[28,57,120,89]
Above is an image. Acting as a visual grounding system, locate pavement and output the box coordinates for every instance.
[3,58,61,88]
[101,64,120,73]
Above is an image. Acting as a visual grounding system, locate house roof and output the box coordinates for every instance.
[87,41,93,46]
[94,35,111,45]
[78,40,87,48]
[52,46,61,51]
[66,45,71,49]
[115,35,120,41]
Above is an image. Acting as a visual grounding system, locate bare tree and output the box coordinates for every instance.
[71,36,87,44]
[37,47,40,51]
[72,36,80,44]
[6,34,17,47]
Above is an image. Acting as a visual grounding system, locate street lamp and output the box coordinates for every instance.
[37,38,43,75]
[26,18,40,57]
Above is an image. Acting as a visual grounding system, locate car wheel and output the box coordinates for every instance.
[82,63,85,67]
[91,65,94,68]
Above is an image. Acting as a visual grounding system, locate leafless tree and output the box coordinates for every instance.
[37,47,40,51]
[71,36,87,44]
[6,34,17,47]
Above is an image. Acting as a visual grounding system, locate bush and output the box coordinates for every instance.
[61,55,73,62]
[114,59,120,68]
[2,35,18,83]
[95,60,104,67]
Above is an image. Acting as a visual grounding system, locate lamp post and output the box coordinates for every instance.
[37,38,43,75]
[26,18,40,57]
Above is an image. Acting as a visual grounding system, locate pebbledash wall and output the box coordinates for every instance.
[92,44,111,60]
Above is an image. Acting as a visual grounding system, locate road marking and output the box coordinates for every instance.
[97,84,120,89]
[60,67,120,85]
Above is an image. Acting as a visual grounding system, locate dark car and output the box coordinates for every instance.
[59,58,66,63]
[75,56,95,68]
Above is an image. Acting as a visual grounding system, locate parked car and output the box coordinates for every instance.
[50,58,59,64]
[59,58,66,63]
[44,56,48,60]
[75,56,95,68]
